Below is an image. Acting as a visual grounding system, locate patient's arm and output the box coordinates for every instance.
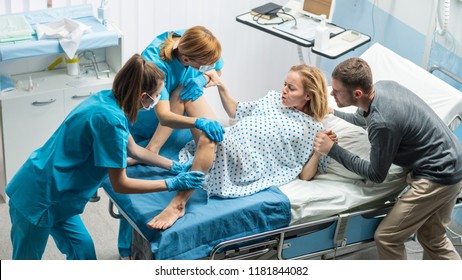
[205,70,238,119]
[204,69,222,88]
[299,130,337,180]
[299,152,321,181]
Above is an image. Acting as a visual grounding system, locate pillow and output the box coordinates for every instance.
[321,114,405,181]
[321,114,367,180]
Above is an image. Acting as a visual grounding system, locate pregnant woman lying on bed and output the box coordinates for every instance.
[149,64,336,230]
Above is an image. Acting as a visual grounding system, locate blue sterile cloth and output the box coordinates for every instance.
[101,129,291,260]
[0,75,15,92]
[0,5,118,61]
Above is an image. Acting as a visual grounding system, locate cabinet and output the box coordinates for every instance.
[0,6,123,202]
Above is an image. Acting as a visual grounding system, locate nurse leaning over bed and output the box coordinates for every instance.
[129,25,226,158]
[314,57,462,260]
[148,64,337,230]
[5,54,205,260]
[119,25,226,260]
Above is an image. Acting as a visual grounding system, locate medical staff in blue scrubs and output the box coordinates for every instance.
[118,26,225,260]
[130,25,225,150]
[6,54,205,260]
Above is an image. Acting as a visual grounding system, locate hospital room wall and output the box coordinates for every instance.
[106,0,300,121]
[106,0,462,123]
[322,0,462,90]
[0,0,298,121]
[324,0,462,139]
[1,0,461,123]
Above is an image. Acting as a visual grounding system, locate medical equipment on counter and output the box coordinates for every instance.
[98,0,110,27]
[0,75,15,92]
[314,14,329,50]
[0,5,119,63]
[0,4,123,201]
[0,14,34,43]
[103,43,462,260]
[78,50,110,79]
[65,56,79,76]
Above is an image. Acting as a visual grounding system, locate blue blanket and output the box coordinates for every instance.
[101,129,291,259]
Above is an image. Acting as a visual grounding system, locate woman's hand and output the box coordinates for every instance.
[324,130,338,143]
[203,70,222,88]
[314,131,336,155]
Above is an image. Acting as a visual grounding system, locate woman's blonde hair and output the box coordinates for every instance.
[160,26,221,65]
[290,64,328,121]
[112,54,164,123]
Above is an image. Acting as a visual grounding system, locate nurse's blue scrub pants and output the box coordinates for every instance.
[9,204,97,260]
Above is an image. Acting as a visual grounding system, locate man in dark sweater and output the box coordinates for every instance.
[314,57,462,260]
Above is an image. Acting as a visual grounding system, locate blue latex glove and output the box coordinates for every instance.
[170,157,195,174]
[194,118,225,142]
[165,171,205,191]
[180,75,207,101]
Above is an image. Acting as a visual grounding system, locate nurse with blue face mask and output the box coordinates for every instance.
[6,54,205,260]
[129,25,225,152]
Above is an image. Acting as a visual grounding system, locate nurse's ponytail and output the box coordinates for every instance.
[159,32,176,62]
[113,54,164,123]
[159,26,221,65]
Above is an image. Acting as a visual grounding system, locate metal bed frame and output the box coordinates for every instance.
[208,202,396,260]
[107,195,462,260]
[105,62,462,260]
[428,65,462,86]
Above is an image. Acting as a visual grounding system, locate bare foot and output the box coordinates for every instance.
[147,201,186,230]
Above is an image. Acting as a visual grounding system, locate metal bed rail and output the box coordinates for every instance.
[428,65,462,86]
[209,202,396,260]
[210,197,462,260]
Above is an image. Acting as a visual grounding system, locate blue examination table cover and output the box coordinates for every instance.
[0,5,119,61]
[101,128,291,260]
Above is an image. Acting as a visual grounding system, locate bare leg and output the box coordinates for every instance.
[146,86,185,153]
[147,95,218,230]
[147,134,216,230]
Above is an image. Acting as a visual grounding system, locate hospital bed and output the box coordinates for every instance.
[102,43,462,260]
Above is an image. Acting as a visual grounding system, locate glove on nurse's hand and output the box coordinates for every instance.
[180,75,207,101]
[194,118,225,142]
[170,157,195,174]
[165,171,205,191]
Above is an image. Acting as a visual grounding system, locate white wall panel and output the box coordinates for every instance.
[10,0,26,13]
[0,0,357,120]
[136,0,155,53]
[29,0,47,11]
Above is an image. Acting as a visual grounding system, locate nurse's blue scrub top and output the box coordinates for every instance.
[6,90,129,227]
[129,29,224,141]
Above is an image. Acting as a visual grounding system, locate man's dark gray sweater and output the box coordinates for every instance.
[329,80,462,185]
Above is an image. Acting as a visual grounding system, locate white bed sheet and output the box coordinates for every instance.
[281,43,462,226]
[282,114,407,225]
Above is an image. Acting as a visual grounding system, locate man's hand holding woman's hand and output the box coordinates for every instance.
[314,130,338,155]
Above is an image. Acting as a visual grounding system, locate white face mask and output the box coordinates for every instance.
[198,63,216,73]
[141,93,160,110]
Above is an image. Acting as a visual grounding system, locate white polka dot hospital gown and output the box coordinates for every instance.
[179,90,328,198]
